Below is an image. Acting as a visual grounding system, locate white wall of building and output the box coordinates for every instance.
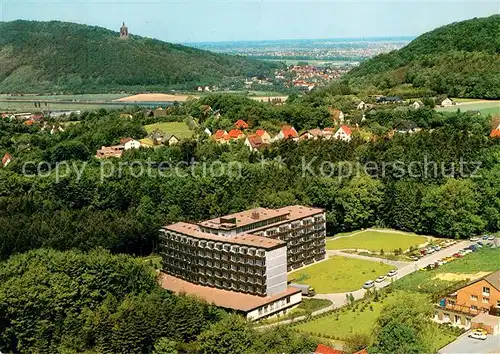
[246,292,302,321]
[265,246,287,296]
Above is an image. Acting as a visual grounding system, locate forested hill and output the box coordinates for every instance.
[346,15,500,99]
[0,20,279,93]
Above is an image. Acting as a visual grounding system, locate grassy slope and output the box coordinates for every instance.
[326,230,428,252]
[144,122,193,139]
[0,20,278,93]
[288,256,395,293]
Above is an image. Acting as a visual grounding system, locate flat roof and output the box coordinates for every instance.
[198,205,324,230]
[158,272,301,312]
[472,312,500,326]
[199,207,289,230]
[162,222,285,250]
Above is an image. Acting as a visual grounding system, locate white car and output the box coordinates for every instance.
[470,237,480,242]
[488,235,495,241]
[363,280,375,289]
[468,331,487,340]
[375,275,386,283]
[387,270,398,277]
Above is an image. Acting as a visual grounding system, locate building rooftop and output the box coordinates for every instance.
[163,222,285,250]
[158,272,300,312]
[199,207,289,230]
[471,312,500,326]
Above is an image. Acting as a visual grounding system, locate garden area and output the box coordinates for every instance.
[326,229,428,253]
[293,290,460,353]
[288,256,395,293]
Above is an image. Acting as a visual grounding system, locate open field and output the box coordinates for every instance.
[0,93,128,101]
[144,121,193,139]
[392,248,500,294]
[116,93,196,102]
[294,291,458,350]
[326,229,428,252]
[0,101,124,112]
[436,100,500,115]
[288,256,395,293]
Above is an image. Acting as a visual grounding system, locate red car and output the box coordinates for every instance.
[453,253,463,258]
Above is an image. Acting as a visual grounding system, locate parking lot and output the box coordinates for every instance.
[438,332,500,354]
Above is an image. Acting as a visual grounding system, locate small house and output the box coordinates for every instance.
[163,134,180,146]
[2,153,12,167]
[334,125,352,142]
[274,126,299,142]
[245,135,268,152]
[120,138,141,150]
[234,119,249,130]
[441,98,454,107]
[255,129,272,143]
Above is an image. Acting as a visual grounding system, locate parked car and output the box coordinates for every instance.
[482,235,489,240]
[434,245,441,251]
[488,235,495,241]
[468,329,487,340]
[476,242,483,248]
[470,237,480,242]
[387,270,398,277]
[437,260,446,266]
[363,280,375,289]
[410,256,419,261]
[375,275,386,283]
[289,283,316,297]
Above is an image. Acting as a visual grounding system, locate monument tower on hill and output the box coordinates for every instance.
[119,22,129,39]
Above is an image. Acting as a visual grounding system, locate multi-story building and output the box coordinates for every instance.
[435,270,500,334]
[158,205,326,320]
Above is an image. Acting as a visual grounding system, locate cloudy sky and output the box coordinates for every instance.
[1,0,498,43]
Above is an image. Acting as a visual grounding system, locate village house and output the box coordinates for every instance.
[2,153,13,167]
[357,101,366,110]
[95,145,124,159]
[299,128,323,141]
[234,119,249,130]
[435,270,500,335]
[440,98,454,107]
[120,113,133,119]
[153,107,167,117]
[213,130,228,144]
[226,129,245,142]
[329,108,345,124]
[334,125,352,142]
[490,124,500,138]
[163,134,180,146]
[411,101,423,109]
[255,129,272,143]
[394,121,419,134]
[376,96,403,104]
[120,138,141,150]
[274,126,299,142]
[245,135,268,152]
[322,127,335,140]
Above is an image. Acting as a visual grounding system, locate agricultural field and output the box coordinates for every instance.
[144,121,193,139]
[0,93,129,101]
[288,256,395,293]
[436,100,500,115]
[294,291,458,351]
[0,101,124,112]
[392,247,500,294]
[326,229,428,252]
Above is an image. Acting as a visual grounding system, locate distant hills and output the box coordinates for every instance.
[0,20,280,93]
[346,15,500,99]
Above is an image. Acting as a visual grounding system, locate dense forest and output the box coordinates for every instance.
[0,20,279,93]
[346,15,500,98]
[0,95,499,261]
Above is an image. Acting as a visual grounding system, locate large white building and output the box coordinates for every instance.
[159,205,326,320]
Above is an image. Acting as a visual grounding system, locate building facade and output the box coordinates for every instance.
[435,270,500,334]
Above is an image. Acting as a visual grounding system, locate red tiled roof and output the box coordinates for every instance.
[281,125,298,139]
[234,119,249,129]
[339,125,352,136]
[214,130,227,139]
[247,135,264,149]
[158,272,300,312]
[2,153,12,166]
[490,129,500,138]
[255,129,268,137]
[228,129,244,139]
[315,344,344,354]
[120,137,134,144]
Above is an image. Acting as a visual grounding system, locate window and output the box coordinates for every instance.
[483,287,490,296]
[471,305,478,310]
[470,295,478,301]
[482,297,489,304]
[286,297,291,304]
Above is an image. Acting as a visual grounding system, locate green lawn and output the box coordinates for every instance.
[393,248,500,294]
[144,121,193,139]
[436,100,500,115]
[288,256,395,293]
[294,291,459,351]
[327,229,428,253]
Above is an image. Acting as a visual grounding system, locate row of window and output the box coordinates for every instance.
[162,255,267,276]
[257,296,292,316]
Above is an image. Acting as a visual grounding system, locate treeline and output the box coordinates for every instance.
[0,248,316,353]
[0,20,280,93]
[347,15,500,98]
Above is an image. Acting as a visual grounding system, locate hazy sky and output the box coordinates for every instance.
[1,0,498,43]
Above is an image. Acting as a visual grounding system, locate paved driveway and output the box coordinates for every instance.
[315,241,472,306]
[438,332,500,354]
